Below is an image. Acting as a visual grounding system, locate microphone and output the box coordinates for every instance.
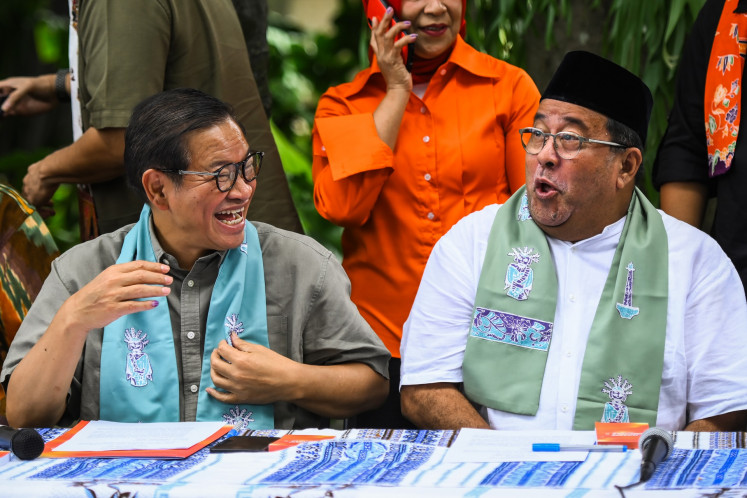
[0,426,45,460]
[638,426,673,482]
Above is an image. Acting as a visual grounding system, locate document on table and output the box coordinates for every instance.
[53,420,227,452]
[444,428,597,462]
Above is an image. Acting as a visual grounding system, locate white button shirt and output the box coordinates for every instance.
[400,204,747,430]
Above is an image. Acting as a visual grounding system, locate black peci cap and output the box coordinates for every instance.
[542,51,654,146]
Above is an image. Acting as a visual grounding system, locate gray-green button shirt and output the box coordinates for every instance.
[1,221,389,429]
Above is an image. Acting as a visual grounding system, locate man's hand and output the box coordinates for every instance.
[6,260,173,428]
[207,334,299,405]
[401,383,491,430]
[23,160,58,215]
[62,261,173,333]
[0,75,59,117]
[684,410,747,432]
[207,333,388,418]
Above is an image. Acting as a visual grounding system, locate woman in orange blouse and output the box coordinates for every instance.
[312,0,539,428]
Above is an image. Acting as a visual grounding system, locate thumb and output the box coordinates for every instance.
[2,89,21,114]
[230,332,253,352]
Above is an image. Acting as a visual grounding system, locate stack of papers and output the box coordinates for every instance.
[44,420,231,459]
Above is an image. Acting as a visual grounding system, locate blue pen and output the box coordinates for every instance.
[532,443,627,452]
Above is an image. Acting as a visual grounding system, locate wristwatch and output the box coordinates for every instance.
[55,68,71,103]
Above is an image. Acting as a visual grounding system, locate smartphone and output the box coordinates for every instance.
[209,436,280,453]
[365,0,413,71]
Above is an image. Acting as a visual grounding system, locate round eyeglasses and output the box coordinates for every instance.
[163,151,264,192]
[519,127,628,159]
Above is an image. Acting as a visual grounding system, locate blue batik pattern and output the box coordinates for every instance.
[479,461,583,486]
[642,449,747,489]
[30,448,210,481]
[471,307,553,351]
[517,193,532,221]
[260,440,434,485]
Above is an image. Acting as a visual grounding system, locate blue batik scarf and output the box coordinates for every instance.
[100,205,273,429]
[463,186,668,429]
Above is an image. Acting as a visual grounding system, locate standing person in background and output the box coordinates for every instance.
[653,0,747,295]
[312,0,539,428]
[0,0,302,240]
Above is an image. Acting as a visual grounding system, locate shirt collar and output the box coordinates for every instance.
[547,215,626,249]
[149,216,226,269]
[344,36,498,98]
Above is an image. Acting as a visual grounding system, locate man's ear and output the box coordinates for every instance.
[616,147,642,190]
[142,169,170,210]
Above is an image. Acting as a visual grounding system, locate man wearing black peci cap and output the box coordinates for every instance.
[399,51,747,431]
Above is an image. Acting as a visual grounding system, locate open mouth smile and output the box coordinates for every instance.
[215,208,244,226]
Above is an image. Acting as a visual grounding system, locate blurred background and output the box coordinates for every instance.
[0,0,704,255]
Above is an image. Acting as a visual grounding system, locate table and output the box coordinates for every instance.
[1,427,746,497]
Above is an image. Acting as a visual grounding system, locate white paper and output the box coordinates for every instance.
[443,428,598,462]
[53,421,227,452]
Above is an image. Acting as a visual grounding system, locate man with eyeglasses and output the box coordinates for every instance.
[1,89,390,429]
[399,51,747,432]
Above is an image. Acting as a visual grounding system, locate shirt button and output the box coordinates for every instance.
[440,69,447,76]
[190,385,198,393]
[187,331,195,340]
[321,145,326,151]
[427,212,435,220]
[561,405,568,413]
[423,135,430,143]
[566,351,572,358]
[187,280,195,288]
[569,294,576,302]
[420,106,427,114]
[424,173,432,181]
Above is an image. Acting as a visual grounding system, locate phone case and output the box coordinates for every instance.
[209,436,280,453]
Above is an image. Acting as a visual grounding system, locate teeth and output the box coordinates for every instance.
[216,208,244,226]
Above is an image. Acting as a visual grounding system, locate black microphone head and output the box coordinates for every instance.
[11,428,45,460]
[639,426,673,459]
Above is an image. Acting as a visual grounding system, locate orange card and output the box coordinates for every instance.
[595,422,649,449]
[267,434,336,452]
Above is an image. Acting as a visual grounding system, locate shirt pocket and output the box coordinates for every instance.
[267,315,297,361]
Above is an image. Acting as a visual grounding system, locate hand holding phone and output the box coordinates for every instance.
[365,0,413,72]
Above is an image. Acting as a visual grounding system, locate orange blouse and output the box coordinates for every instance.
[312,37,540,356]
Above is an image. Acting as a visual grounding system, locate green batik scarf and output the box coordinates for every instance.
[463,186,668,429]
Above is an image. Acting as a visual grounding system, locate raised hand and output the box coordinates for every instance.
[369,7,416,92]
[61,260,173,333]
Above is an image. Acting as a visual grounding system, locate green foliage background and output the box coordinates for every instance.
[0,0,706,253]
